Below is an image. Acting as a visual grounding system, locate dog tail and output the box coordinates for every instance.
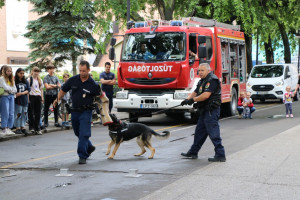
[151,130,170,140]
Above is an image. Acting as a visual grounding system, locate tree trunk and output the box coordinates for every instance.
[278,22,291,63]
[72,55,77,75]
[264,35,274,63]
[155,0,175,20]
[245,34,253,74]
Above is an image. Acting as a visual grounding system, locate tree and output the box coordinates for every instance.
[0,0,4,8]
[24,0,96,75]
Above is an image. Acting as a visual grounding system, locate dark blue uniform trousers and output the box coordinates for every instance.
[189,107,225,157]
[71,110,93,159]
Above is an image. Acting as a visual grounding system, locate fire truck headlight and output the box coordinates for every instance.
[174,91,189,99]
[116,91,128,99]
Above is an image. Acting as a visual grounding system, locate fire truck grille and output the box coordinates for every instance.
[252,85,274,91]
[126,78,175,85]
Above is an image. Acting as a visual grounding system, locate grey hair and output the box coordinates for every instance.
[199,63,211,70]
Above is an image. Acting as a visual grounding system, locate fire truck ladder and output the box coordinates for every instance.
[181,17,240,31]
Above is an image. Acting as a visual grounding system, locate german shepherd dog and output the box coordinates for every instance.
[106,114,170,159]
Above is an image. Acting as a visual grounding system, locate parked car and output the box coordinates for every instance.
[247,64,299,102]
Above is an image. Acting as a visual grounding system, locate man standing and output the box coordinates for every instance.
[43,65,61,127]
[181,63,226,162]
[54,61,100,164]
[100,62,116,113]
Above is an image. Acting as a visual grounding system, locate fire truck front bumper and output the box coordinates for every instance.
[114,93,193,113]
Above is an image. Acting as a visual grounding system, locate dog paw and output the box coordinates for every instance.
[105,152,110,155]
[107,156,114,159]
[148,156,154,159]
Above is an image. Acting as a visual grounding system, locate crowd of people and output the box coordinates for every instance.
[0,61,116,138]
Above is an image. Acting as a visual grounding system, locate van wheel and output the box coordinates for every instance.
[129,113,138,122]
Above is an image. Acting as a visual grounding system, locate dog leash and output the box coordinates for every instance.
[119,104,183,121]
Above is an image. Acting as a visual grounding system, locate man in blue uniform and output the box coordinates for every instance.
[181,63,226,162]
[54,61,100,164]
[100,62,116,113]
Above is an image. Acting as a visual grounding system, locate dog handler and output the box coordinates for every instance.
[53,61,100,164]
[180,63,226,162]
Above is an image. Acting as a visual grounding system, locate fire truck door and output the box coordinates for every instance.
[188,33,199,67]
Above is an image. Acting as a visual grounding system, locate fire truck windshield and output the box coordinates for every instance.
[121,32,186,62]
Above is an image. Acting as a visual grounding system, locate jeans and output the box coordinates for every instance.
[0,94,15,129]
[285,103,292,114]
[14,104,28,128]
[237,106,256,117]
[189,107,225,157]
[71,110,93,159]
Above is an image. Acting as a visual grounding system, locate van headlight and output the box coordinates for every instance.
[275,80,283,86]
[116,91,128,99]
[247,82,252,87]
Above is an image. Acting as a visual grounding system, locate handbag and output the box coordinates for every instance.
[0,87,4,95]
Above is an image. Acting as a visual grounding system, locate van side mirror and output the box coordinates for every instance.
[109,48,115,60]
[198,46,206,58]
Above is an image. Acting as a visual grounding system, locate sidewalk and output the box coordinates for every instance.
[140,125,300,200]
[0,120,71,142]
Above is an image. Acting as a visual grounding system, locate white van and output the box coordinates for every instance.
[247,64,299,102]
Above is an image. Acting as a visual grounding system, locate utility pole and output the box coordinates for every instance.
[127,0,130,22]
[256,29,259,65]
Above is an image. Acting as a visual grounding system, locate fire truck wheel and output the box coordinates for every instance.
[129,112,138,122]
[226,87,237,116]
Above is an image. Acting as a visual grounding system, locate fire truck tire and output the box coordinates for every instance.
[129,112,138,122]
[226,88,237,116]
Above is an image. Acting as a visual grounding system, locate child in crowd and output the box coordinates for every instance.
[283,86,294,118]
[61,73,71,127]
[14,68,30,135]
[242,92,253,119]
[27,67,44,135]
[0,65,17,135]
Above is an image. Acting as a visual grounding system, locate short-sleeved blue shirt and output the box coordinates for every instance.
[99,72,115,94]
[61,75,100,109]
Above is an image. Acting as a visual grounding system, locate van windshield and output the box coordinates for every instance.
[250,65,284,78]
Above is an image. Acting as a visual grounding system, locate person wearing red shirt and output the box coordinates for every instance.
[237,92,256,119]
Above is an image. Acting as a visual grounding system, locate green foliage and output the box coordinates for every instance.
[24,0,96,71]
[0,0,4,8]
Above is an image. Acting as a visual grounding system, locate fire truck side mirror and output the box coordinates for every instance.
[110,38,117,46]
[198,46,206,58]
[198,36,206,44]
[109,48,115,60]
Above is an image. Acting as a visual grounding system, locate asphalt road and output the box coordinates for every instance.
[1,100,299,200]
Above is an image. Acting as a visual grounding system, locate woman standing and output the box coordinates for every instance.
[14,68,31,135]
[0,65,17,135]
[27,67,44,135]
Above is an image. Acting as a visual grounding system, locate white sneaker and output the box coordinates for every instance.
[6,128,15,135]
[36,130,42,135]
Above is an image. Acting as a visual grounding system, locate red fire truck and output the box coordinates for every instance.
[109,17,247,122]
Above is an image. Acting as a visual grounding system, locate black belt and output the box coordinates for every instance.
[67,104,96,112]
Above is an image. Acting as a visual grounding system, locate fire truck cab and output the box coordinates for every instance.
[110,17,247,122]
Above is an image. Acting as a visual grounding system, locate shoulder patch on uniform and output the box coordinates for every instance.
[205,82,210,89]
